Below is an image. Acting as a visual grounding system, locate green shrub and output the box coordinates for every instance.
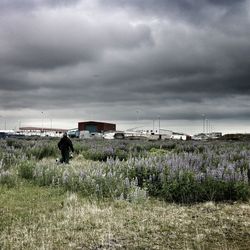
[18,161,35,180]
[28,145,57,160]
[149,148,168,156]
[162,172,200,203]
[6,139,24,149]
[0,170,16,187]
[115,149,128,161]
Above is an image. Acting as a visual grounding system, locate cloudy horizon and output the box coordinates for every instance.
[1,0,250,134]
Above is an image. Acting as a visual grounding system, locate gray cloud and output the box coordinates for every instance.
[99,0,248,24]
[0,10,152,70]
[0,0,250,133]
[0,0,82,13]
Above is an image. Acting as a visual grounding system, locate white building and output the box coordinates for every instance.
[19,127,68,137]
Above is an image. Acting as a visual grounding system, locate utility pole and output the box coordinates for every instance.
[158,116,161,134]
[202,114,205,134]
[136,110,139,123]
[41,111,44,132]
[205,118,209,134]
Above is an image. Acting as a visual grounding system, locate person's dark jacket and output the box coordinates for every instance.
[58,136,74,153]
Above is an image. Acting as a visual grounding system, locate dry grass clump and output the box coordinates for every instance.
[0,185,249,249]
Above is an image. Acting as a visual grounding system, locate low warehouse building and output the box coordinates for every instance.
[78,121,116,134]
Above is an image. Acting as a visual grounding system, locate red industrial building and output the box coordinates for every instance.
[78,121,116,133]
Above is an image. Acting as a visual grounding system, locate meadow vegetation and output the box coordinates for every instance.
[0,138,250,249]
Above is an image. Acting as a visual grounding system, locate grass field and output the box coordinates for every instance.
[0,138,250,249]
[1,181,250,249]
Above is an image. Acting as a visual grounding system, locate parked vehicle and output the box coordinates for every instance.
[103,131,125,140]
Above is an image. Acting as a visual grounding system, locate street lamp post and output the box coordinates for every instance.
[41,112,44,133]
[136,110,139,122]
[0,116,7,130]
[202,114,205,134]
[205,118,209,134]
[158,116,161,134]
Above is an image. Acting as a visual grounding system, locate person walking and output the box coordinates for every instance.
[58,132,74,164]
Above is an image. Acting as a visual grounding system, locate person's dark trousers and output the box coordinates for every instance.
[60,149,70,164]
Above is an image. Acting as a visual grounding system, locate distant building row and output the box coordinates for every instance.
[1,120,223,141]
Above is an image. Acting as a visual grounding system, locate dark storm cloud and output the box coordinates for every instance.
[101,0,247,14]
[99,0,247,23]
[0,0,81,13]
[0,10,152,71]
[0,76,38,91]
[139,71,250,97]
[0,0,250,129]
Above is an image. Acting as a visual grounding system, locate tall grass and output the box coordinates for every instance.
[0,138,250,203]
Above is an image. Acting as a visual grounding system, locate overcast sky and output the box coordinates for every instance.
[1,0,250,134]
